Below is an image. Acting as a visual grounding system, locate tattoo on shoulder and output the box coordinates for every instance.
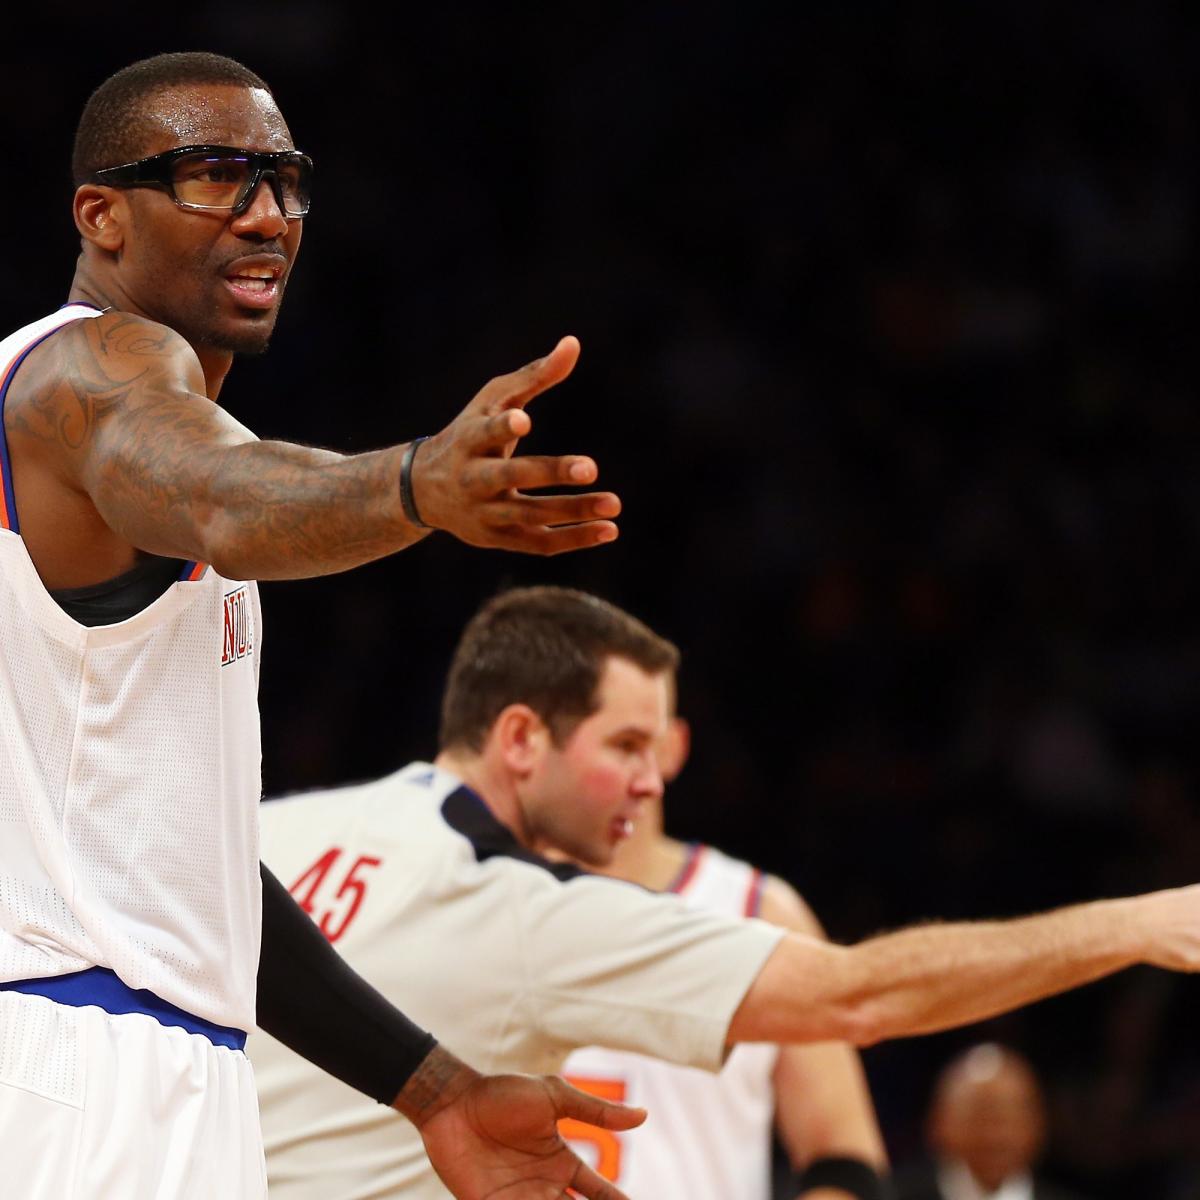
[8,315,185,452]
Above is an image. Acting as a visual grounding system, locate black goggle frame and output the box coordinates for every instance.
[90,144,313,218]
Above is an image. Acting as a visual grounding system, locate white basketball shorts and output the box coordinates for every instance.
[0,971,266,1198]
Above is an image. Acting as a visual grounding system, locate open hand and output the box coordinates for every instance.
[416,1068,646,1199]
[410,337,621,555]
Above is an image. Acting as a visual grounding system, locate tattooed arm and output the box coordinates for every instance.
[11,312,619,581]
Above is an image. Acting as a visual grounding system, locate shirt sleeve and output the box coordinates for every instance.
[513,870,785,1073]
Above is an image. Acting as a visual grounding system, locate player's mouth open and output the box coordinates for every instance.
[612,817,635,840]
[223,264,283,308]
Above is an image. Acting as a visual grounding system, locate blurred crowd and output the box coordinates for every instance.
[3,2,1197,1194]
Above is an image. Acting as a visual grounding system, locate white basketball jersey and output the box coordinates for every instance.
[562,844,780,1200]
[0,305,264,1031]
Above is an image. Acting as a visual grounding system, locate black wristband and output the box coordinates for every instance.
[400,436,432,529]
[795,1155,885,1200]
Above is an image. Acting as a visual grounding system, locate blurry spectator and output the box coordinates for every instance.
[894,1044,1088,1200]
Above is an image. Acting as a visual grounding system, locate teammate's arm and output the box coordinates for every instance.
[729,885,1200,1047]
[756,878,887,1200]
[23,314,618,577]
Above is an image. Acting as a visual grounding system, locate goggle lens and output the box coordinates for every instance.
[170,151,310,216]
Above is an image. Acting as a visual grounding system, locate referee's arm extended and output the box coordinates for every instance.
[728,884,1200,1047]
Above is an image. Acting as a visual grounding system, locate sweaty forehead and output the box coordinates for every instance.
[140,83,295,153]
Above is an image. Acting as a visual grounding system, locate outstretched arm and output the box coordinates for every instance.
[20,314,618,579]
[756,879,887,1200]
[729,884,1200,1048]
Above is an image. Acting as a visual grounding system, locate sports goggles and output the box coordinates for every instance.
[90,144,313,218]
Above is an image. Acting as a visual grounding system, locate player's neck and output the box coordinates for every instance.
[69,266,234,402]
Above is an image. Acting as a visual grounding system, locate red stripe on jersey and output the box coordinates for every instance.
[668,843,705,895]
[743,868,766,917]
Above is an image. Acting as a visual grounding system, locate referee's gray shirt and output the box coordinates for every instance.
[249,761,784,1200]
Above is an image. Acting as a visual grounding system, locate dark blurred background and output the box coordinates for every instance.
[4,2,1198,1194]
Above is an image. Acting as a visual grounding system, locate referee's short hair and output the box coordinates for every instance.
[439,586,680,752]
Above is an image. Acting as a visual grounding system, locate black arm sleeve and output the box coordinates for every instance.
[257,862,438,1105]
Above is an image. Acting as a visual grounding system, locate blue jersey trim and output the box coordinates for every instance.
[0,967,247,1050]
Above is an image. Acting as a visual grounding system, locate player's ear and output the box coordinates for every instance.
[74,185,127,252]
[493,705,551,776]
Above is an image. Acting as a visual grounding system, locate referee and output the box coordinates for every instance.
[250,586,1200,1200]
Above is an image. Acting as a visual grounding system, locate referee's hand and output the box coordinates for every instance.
[396,1049,645,1200]
[408,336,622,556]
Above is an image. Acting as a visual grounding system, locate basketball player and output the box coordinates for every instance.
[0,54,638,1200]
[560,699,888,1199]
[249,585,1200,1200]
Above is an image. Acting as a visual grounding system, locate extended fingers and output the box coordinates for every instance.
[468,455,603,493]
[494,520,619,557]
[549,1076,647,1132]
[474,492,620,543]
[509,492,621,529]
[477,336,582,414]
[565,1158,636,1200]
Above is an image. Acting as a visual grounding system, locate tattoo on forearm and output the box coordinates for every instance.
[7,314,419,576]
[395,1046,464,1118]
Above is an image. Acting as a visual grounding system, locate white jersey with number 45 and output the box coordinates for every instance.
[562,844,780,1200]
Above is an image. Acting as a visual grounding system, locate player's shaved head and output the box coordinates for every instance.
[440,586,679,753]
[928,1043,1046,1192]
[72,51,272,183]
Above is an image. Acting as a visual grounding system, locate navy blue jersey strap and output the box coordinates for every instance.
[0,966,247,1050]
[440,786,588,881]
